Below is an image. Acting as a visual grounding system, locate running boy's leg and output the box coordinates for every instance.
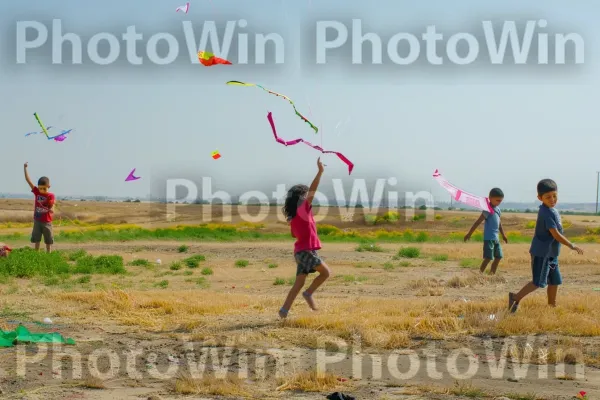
[546,258,562,307]
[280,274,307,317]
[489,242,503,275]
[547,285,558,306]
[479,259,491,273]
[509,256,549,312]
[303,263,331,310]
[481,241,494,273]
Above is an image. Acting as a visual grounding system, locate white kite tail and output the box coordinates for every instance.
[432,169,492,213]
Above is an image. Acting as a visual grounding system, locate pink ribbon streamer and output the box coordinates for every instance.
[176,2,190,13]
[432,169,493,213]
[267,112,354,174]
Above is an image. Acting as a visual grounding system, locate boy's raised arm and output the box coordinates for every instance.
[306,157,324,207]
[464,213,485,241]
[23,162,34,190]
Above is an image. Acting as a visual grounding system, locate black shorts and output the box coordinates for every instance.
[31,220,54,244]
[294,250,322,276]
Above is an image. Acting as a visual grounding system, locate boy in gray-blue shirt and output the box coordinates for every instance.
[509,179,583,312]
[464,188,507,275]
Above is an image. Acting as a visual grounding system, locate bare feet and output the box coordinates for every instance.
[303,291,317,310]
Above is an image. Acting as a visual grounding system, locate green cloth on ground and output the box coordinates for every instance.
[0,325,75,347]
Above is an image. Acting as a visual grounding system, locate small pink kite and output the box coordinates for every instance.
[125,169,141,182]
[432,169,493,213]
[267,112,354,174]
[176,2,190,13]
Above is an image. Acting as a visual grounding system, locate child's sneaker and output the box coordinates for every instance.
[508,292,519,313]
[302,291,317,310]
[278,307,288,319]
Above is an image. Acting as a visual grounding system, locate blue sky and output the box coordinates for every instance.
[0,0,598,204]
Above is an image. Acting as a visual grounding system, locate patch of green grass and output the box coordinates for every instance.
[268,263,278,269]
[182,255,205,269]
[412,214,426,221]
[194,277,210,288]
[355,243,384,252]
[0,306,30,320]
[170,262,182,271]
[65,249,87,261]
[505,393,540,400]
[383,262,395,270]
[183,270,193,276]
[273,277,285,285]
[341,275,368,283]
[43,276,63,286]
[399,261,411,267]
[0,248,126,278]
[235,259,249,268]
[397,247,420,258]
[128,259,151,267]
[74,255,126,275]
[0,223,533,244]
[460,258,481,268]
[201,267,213,275]
[153,280,169,288]
[0,247,70,278]
[178,244,189,253]
[76,275,91,284]
[432,254,448,261]
[286,277,295,285]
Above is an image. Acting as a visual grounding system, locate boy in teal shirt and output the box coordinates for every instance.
[509,179,583,312]
[464,188,507,275]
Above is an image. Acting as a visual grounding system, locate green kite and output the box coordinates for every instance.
[0,325,75,347]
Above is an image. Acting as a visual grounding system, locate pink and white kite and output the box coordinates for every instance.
[125,169,141,182]
[176,2,190,13]
[432,169,493,213]
[268,112,354,174]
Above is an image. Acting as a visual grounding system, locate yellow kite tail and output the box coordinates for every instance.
[33,112,50,138]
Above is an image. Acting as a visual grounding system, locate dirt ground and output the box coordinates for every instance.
[0,201,600,399]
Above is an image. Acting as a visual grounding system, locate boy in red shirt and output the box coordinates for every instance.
[24,162,55,252]
[279,158,331,318]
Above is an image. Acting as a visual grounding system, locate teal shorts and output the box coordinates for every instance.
[483,240,503,260]
[531,256,562,288]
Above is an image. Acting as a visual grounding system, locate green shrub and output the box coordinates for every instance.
[129,259,151,267]
[75,255,126,274]
[154,280,169,288]
[0,247,70,278]
[268,263,278,269]
[355,243,384,252]
[460,258,480,268]
[273,278,285,285]
[397,247,420,258]
[178,245,189,253]
[432,254,448,261]
[195,277,210,288]
[201,267,213,275]
[170,262,182,270]
[76,275,91,284]
[235,259,249,268]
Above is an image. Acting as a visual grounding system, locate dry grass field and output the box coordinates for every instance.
[1,199,600,399]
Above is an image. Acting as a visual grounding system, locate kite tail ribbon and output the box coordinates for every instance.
[33,113,50,139]
[267,112,354,175]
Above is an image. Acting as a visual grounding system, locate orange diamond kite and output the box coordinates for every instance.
[198,51,232,66]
